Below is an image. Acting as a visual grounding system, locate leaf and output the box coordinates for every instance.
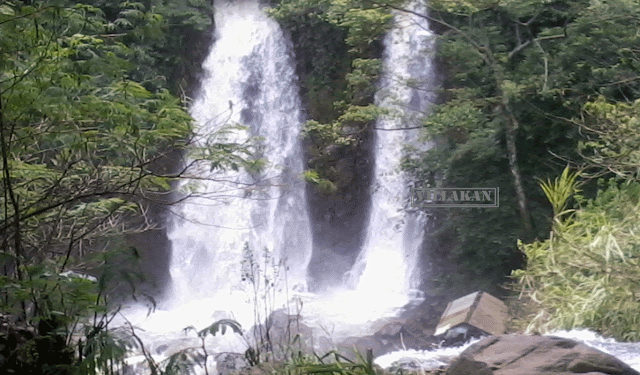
[0,4,15,15]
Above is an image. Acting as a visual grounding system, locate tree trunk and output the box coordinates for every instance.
[494,65,533,235]
[504,108,533,234]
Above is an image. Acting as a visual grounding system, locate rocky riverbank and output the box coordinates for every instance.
[221,334,640,375]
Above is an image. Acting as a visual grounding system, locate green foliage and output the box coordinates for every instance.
[327,6,393,54]
[292,349,380,375]
[403,0,640,295]
[0,1,248,373]
[1,1,191,265]
[253,348,381,375]
[346,58,382,104]
[241,242,284,364]
[578,97,640,181]
[513,178,640,341]
[270,0,397,192]
[0,256,144,375]
[537,166,582,217]
[173,320,244,375]
[67,0,214,93]
[303,170,338,194]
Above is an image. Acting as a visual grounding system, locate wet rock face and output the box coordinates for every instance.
[305,129,374,292]
[446,335,640,375]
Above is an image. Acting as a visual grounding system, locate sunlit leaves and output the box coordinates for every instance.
[302,119,355,147]
[578,97,640,180]
[339,8,392,53]
[422,98,486,136]
[429,0,498,15]
[537,166,582,217]
[0,0,204,270]
[346,58,381,104]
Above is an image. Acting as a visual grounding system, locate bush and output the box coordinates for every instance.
[513,171,640,341]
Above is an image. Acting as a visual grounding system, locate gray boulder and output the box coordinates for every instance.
[216,353,250,375]
[446,335,640,375]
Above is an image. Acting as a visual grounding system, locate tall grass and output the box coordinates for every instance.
[513,170,640,341]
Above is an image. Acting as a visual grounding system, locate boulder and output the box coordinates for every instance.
[216,352,250,375]
[372,316,441,351]
[447,355,494,375]
[446,335,640,375]
[434,291,508,342]
[337,335,390,360]
[369,295,449,351]
[248,309,314,353]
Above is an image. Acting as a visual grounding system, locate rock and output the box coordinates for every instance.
[374,320,406,338]
[441,323,488,347]
[368,296,448,351]
[337,335,391,360]
[446,355,494,375]
[215,352,250,375]
[372,316,440,351]
[247,309,315,356]
[446,335,640,375]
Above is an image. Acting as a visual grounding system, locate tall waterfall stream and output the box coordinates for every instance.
[116,1,640,373]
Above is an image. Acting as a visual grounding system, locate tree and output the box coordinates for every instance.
[0,1,250,372]
[380,0,639,293]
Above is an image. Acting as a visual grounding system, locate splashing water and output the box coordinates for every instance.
[550,329,640,370]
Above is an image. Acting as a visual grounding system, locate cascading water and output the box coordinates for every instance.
[120,0,437,357]
[301,1,436,331]
[345,0,434,302]
[116,1,640,372]
[166,0,312,321]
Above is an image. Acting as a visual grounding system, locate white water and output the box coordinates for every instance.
[342,0,435,314]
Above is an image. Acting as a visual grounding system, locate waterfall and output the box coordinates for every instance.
[164,0,312,330]
[345,1,435,309]
[290,1,436,338]
[118,0,437,367]
[111,3,640,374]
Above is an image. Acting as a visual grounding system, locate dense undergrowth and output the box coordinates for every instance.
[513,171,640,341]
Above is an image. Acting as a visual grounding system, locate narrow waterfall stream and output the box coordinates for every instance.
[345,0,435,309]
[293,0,436,337]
